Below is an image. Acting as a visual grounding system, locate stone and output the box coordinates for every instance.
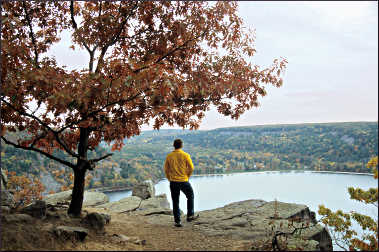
[52,226,89,242]
[139,194,170,210]
[112,234,146,245]
[1,168,7,190]
[95,196,141,213]
[21,200,46,218]
[82,191,110,207]
[82,212,111,232]
[44,190,109,207]
[44,190,72,206]
[1,190,15,207]
[2,213,34,223]
[132,180,155,199]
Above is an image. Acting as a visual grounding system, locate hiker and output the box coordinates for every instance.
[164,139,199,227]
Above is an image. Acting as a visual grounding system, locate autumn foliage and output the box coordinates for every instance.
[5,171,45,208]
[318,156,378,251]
[1,1,287,215]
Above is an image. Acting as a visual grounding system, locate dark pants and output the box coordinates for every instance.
[169,181,194,223]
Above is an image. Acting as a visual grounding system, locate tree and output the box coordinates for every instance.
[1,1,287,216]
[6,171,45,208]
[318,156,378,250]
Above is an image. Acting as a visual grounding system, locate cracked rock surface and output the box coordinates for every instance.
[138,199,333,251]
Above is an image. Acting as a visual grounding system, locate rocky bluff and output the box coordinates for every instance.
[2,179,332,250]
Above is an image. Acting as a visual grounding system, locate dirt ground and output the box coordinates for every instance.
[1,207,253,251]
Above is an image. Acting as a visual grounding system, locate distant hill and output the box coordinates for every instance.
[2,121,378,193]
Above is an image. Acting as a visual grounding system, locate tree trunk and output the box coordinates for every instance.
[67,127,89,216]
[67,167,86,216]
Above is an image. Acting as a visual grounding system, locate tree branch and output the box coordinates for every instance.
[58,88,150,134]
[1,136,76,169]
[1,98,80,159]
[89,153,113,163]
[133,30,206,74]
[22,1,39,68]
[95,1,140,74]
[70,1,92,54]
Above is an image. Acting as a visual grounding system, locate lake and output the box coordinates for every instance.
[105,171,377,220]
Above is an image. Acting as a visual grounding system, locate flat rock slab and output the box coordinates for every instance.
[44,190,109,207]
[95,196,141,213]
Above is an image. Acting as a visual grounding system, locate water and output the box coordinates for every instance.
[106,171,377,220]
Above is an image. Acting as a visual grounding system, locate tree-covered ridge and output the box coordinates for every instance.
[2,122,378,194]
[110,121,378,176]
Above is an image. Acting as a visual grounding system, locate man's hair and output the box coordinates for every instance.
[173,139,183,149]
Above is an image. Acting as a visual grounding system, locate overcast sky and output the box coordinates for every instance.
[196,1,378,130]
[50,1,378,131]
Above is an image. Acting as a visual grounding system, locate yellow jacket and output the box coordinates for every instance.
[164,149,194,182]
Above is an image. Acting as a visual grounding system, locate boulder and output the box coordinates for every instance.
[52,226,89,242]
[95,196,141,213]
[139,194,170,210]
[21,200,46,218]
[82,212,111,232]
[132,180,155,199]
[2,213,34,223]
[1,190,15,207]
[44,190,109,207]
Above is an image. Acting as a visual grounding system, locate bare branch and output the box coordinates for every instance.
[1,136,76,169]
[90,153,113,163]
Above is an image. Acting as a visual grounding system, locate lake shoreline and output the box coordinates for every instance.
[99,170,374,194]
[190,170,374,177]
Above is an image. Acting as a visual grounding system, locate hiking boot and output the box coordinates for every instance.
[174,222,182,227]
[186,214,199,222]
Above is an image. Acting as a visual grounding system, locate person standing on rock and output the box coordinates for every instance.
[164,139,199,227]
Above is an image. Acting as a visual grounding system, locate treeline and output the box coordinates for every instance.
[110,121,378,175]
[1,122,378,193]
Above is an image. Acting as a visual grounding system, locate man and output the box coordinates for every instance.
[164,139,199,227]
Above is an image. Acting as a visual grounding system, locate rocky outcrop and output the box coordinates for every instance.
[1,168,15,207]
[132,180,155,199]
[1,169,7,190]
[43,190,109,207]
[140,199,333,251]
[1,190,15,207]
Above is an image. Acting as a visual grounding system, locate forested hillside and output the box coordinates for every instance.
[1,122,377,194]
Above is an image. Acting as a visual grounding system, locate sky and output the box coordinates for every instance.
[49,1,378,131]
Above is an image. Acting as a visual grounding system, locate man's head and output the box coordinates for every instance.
[173,139,183,149]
